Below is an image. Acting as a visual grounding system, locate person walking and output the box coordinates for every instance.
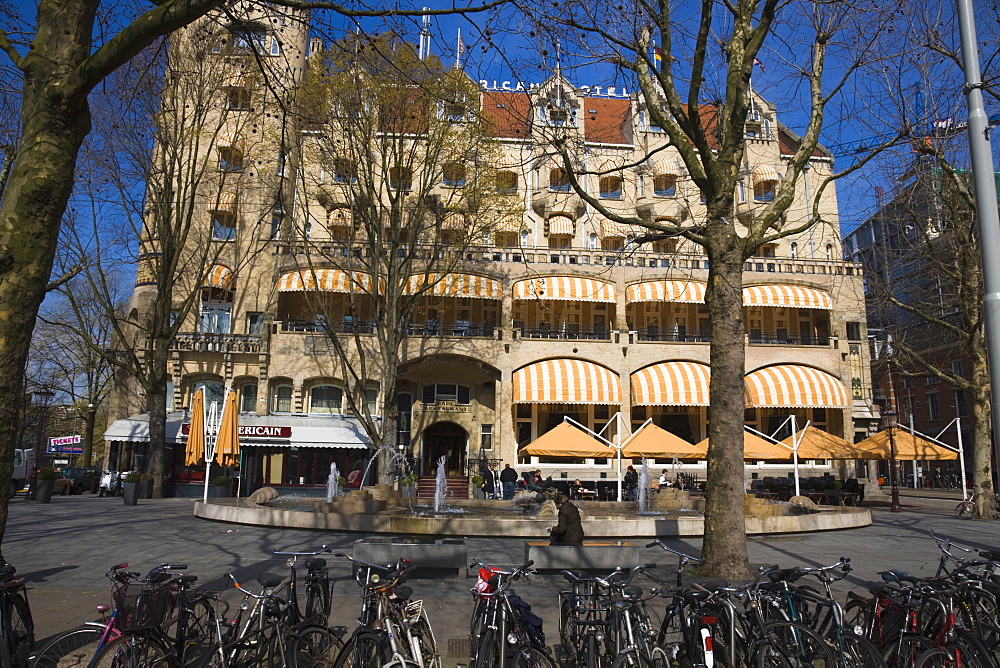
[499,463,518,500]
[624,465,639,501]
[548,494,585,544]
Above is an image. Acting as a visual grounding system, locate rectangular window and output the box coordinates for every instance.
[212,213,236,241]
[273,386,292,413]
[516,404,532,419]
[952,360,965,377]
[901,377,913,390]
[246,312,263,335]
[846,322,862,341]
[270,212,282,239]
[927,393,940,421]
[240,384,257,413]
[480,424,493,450]
[955,390,968,418]
[925,375,939,386]
[270,36,280,56]
[199,305,231,333]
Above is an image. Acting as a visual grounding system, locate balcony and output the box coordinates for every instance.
[748,332,831,347]
[516,326,611,341]
[172,333,265,354]
[636,329,709,343]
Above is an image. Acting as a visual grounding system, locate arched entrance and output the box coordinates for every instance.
[421,422,467,476]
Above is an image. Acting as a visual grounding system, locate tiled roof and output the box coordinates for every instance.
[482,91,532,139]
[582,97,631,144]
[778,124,828,158]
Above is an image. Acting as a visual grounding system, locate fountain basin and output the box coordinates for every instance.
[193,498,871,537]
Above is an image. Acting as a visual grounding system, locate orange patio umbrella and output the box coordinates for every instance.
[621,423,706,459]
[517,422,615,458]
[215,389,240,468]
[184,388,206,466]
[696,430,792,459]
[781,425,875,460]
[856,429,958,461]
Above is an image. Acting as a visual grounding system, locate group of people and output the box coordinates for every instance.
[479,463,555,500]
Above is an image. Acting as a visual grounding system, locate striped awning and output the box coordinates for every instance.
[631,362,711,406]
[405,273,502,299]
[548,214,574,235]
[595,159,622,173]
[328,208,353,228]
[204,264,235,290]
[442,212,466,230]
[211,192,238,213]
[626,280,706,304]
[222,73,247,88]
[651,159,681,176]
[216,134,241,149]
[276,268,374,293]
[743,285,832,310]
[513,359,622,405]
[744,365,851,409]
[493,211,524,233]
[512,276,616,302]
[751,165,780,185]
[601,219,638,239]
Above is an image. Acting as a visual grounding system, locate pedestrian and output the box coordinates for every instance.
[658,469,671,492]
[624,465,638,501]
[548,493,585,545]
[570,479,584,500]
[499,463,518,500]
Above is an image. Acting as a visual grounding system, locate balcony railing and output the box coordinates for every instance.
[172,333,265,353]
[274,240,863,277]
[636,330,710,343]
[279,318,498,338]
[517,326,611,341]
[748,332,831,347]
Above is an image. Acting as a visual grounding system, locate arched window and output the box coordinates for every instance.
[442,163,466,188]
[333,159,357,183]
[310,385,343,414]
[754,181,776,202]
[192,380,224,406]
[272,384,293,413]
[389,166,412,191]
[826,244,834,260]
[495,170,518,193]
[549,168,570,192]
[790,242,798,259]
[599,176,622,199]
[653,175,676,197]
[199,287,233,334]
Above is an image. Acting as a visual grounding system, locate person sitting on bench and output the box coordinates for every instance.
[548,493,584,545]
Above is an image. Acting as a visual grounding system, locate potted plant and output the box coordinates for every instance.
[138,473,154,499]
[399,473,419,498]
[471,474,486,499]
[35,468,57,504]
[122,472,140,506]
[212,475,232,498]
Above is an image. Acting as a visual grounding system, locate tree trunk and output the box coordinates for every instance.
[971,364,993,518]
[0,91,91,543]
[83,406,97,468]
[147,338,171,498]
[700,240,753,579]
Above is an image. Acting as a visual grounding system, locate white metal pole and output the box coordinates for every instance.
[956,418,968,500]
[791,415,801,497]
[203,400,218,504]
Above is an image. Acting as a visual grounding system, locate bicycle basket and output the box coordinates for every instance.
[475,567,501,594]
[114,583,174,631]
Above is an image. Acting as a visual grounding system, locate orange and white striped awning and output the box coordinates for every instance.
[626,280,706,304]
[513,359,622,405]
[595,159,623,173]
[405,273,502,299]
[216,134,241,149]
[277,268,374,293]
[493,211,524,233]
[328,208,352,228]
[442,212,466,230]
[651,159,681,176]
[548,214,574,235]
[222,73,247,88]
[744,365,850,409]
[751,164,780,185]
[203,263,235,290]
[631,362,711,406]
[600,219,638,239]
[211,192,238,213]
[743,284,832,310]
[512,276,616,302]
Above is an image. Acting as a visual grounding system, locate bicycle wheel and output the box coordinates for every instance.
[913,648,951,667]
[332,631,389,668]
[836,630,887,668]
[291,624,343,668]
[10,590,35,666]
[29,626,110,668]
[953,631,996,668]
[179,597,217,666]
[756,620,836,667]
[883,633,934,668]
[408,616,440,667]
[91,634,170,668]
[956,500,975,519]
[473,629,499,668]
[511,644,555,667]
[843,598,872,639]
[612,648,654,666]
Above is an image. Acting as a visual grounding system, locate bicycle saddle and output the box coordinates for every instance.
[879,570,910,584]
[562,570,591,583]
[257,572,282,588]
[391,585,413,601]
[175,575,198,585]
[305,558,327,570]
[623,585,644,599]
[980,551,1000,561]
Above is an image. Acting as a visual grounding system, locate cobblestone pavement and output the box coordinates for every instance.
[6,489,995,666]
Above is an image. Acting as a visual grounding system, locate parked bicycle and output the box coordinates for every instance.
[468,559,553,667]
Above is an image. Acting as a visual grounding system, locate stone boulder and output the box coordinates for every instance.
[788,495,819,510]
[246,487,279,504]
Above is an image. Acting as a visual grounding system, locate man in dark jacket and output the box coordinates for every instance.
[623,465,639,501]
[499,463,518,500]
[549,493,585,545]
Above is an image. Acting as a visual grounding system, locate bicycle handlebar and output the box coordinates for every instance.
[646,539,704,565]
[270,545,332,556]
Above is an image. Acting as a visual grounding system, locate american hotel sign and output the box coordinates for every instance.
[181,424,292,438]
[479,80,631,98]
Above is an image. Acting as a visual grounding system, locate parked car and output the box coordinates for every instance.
[61,467,98,495]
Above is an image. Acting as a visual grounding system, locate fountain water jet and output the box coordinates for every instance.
[638,458,650,514]
[434,455,448,513]
[326,462,341,502]
[359,444,414,491]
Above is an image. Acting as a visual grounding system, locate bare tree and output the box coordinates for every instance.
[516,0,900,576]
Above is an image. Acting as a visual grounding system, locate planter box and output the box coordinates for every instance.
[138,479,153,499]
[472,487,486,500]
[208,484,230,498]
[353,537,467,580]
[36,479,55,504]
[123,483,139,506]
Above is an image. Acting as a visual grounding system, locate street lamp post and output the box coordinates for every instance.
[884,408,902,512]
[25,389,56,501]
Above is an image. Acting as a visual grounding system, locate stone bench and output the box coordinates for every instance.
[352,537,468,580]
[524,540,641,572]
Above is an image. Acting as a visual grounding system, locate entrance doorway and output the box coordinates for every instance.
[422,422,467,475]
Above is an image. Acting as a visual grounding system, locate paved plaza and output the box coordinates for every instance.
[7,490,996,666]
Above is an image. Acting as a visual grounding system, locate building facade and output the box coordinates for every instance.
[104,5,877,493]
